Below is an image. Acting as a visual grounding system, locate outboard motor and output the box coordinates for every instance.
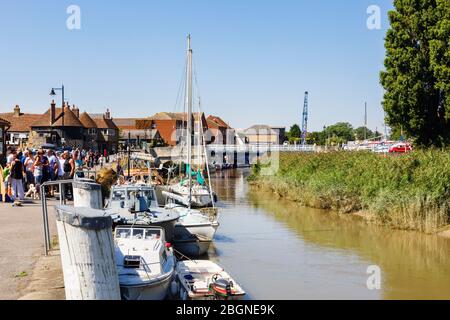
[210,275,234,300]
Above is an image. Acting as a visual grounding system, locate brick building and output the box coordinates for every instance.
[0,117,10,164]
[0,105,41,148]
[90,109,119,154]
[30,101,85,149]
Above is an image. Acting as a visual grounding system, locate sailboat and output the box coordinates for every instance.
[167,35,219,257]
[161,69,216,208]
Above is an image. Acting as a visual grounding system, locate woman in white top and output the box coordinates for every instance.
[23,150,35,187]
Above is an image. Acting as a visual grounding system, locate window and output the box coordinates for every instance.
[132,229,144,239]
[116,228,131,239]
[145,229,161,240]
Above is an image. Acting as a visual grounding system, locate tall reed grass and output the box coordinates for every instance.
[249,150,450,233]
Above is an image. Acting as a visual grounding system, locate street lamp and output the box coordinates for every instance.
[50,85,65,126]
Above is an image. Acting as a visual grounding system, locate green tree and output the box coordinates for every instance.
[324,122,354,144]
[288,124,301,139]
[307,132,325,145]
[430,0,450,129]
[381,0,450,147]
[354,126,374,141]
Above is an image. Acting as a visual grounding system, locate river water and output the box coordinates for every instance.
[206,169,450,300]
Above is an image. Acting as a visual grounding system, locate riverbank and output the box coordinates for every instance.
[249,151,450,234]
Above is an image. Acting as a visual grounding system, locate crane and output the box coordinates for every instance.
[301,91,309,146]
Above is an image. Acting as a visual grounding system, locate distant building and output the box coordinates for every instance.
[0,117,10,164]
[243,125,285,145]
[0,105,41,148]
[113,117,164,148]
[149,112,208,146]
[78,110,100,151]
[206,115,235,145]
[90,109,119,154]
[30,101,85,150]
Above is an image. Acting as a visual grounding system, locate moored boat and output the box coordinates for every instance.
[106,184,179,240]
[174,260,245,300]
[114,225,176,300]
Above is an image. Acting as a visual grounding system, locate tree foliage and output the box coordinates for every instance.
[381,0,450,147]
[354,126,374,141]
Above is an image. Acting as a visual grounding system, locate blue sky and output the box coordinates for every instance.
[0,0,393,131]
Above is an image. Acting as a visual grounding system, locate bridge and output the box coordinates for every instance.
[206,144,316,153]
[129,144,316,167]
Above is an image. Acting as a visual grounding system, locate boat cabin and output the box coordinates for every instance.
[108,185,159,213]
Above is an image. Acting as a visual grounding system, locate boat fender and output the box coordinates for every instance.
[170,281,179,297]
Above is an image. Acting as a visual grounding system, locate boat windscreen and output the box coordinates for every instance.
[116,228,131,239]
[132,229,144,239]
[145,229,161,240]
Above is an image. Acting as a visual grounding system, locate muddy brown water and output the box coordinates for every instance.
[206,169,450,300]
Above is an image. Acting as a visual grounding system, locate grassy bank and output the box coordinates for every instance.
[249,151,450,233]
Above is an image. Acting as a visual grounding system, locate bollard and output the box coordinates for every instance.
[73,180,103,209]
[55,205,121,300]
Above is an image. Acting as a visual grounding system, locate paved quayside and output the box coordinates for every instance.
[0,199,63,300]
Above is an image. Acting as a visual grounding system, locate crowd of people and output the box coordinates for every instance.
[2,147,108,202]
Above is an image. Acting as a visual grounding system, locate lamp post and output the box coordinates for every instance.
[50,85,65,126]
[50,85,66,144]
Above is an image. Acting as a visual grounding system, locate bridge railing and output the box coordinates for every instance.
[206,144,316,153]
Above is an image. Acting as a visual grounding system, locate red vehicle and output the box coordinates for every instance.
[389,143,413,153]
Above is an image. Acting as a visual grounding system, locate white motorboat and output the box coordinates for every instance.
[161,183,215,208]
[106,184,179,240]
[114,225,176,300]
[174,260,246,300]
[168,204,219,257]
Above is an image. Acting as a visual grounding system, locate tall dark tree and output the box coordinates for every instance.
[381,0,450,147]
[288,124,301,139]
[354,126,374,141]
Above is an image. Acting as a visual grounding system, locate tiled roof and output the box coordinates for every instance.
[207,115,231,129]
[0,117,11,126]
[79,112,97,128]
[113,118,151,130]
[245,125,279,134]
[90,115,119,130]
[0,112,41,132]
[31,106,84,128]
[150,112,204,121]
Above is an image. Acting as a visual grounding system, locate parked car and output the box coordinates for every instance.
[373,145,390,153]
[389,143,412,153]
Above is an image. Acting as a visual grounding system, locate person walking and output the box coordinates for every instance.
[10,152,25,201]
[33,150,44,197]
[23,150,35,190]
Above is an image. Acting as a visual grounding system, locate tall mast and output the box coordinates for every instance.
[185,35,193,208]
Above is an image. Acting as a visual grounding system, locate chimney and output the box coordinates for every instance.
[72,105,79,118]
[13,105,20,117]
[104,108,111,120]
[50,100,56,125]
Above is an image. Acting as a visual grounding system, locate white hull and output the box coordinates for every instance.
[159,185,215,208]
[174,220,219,257]
[120,272,173,300]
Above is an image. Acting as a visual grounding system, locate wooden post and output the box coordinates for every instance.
[72,180,102,209]
[55,205,121,300]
